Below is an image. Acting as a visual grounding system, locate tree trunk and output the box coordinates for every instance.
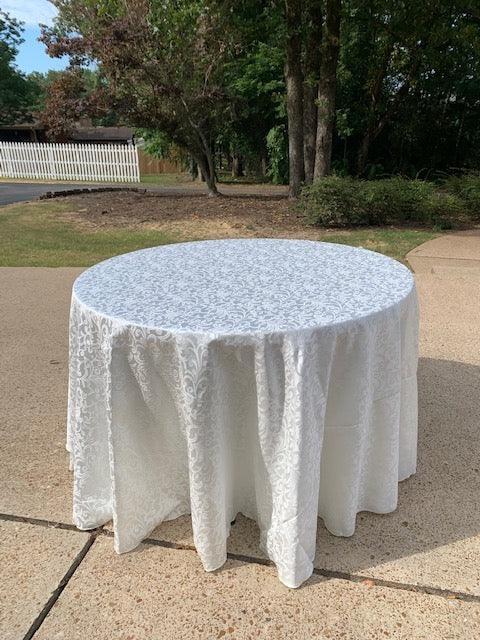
[454,104,466,165]
[356,126,374,176]
[189,158,200,181]
[260,155,267,178]
[197,153,219,196]
[232,155,244,178]
[285,0,304,199]
[194,128,220,196]
[180,97,219,196]
[205,142,219,196]
[314,0,341,180]
[204,172,219,196]
[303,0,323,185]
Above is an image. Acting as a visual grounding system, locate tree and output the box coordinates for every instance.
[218,3,285,179]
[40,69,108,140]
[0,10,42,124]
[303,0,323,184]
[314,0,341,178]
[336,0,480,176]
[35,0,480,188]
[284,0,341,193]
[42,0,236,196]
[351,1,432,175]
[285,0,305,198]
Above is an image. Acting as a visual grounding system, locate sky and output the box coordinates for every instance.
[3,0,69,74]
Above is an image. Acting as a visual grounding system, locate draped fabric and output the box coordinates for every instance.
[68,239,418,588]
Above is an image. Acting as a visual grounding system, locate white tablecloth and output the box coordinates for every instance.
[68,239,418,588]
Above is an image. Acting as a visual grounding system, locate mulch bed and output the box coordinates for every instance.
[59,191,306,234]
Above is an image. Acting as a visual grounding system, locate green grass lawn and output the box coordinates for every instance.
[140,173,191,185]
[318,228,438,264]
[0,199,439,267]
[0,174,188,186]
[0,201,177,267]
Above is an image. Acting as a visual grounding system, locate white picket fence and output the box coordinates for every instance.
[0,141,140,182]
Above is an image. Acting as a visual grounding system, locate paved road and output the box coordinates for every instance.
[0,180,288,206]
[0,181,204,206]
[0,182,85,206]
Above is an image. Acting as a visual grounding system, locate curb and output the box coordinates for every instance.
[39,186,147,200]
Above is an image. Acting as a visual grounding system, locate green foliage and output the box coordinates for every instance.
[364,179,437,225]
[218,4,285,175]
[42,0,242,190]
[441,173,480,219]
[0,10,42,123]
[40,69,104,140]
[137,129,174,159]
[219,0,480,179]
[337,0,480,175]
[38,0,480,184]
[266,125,288,184]
[300,176,368,226]
[137,128,189,170]
[29,69,108,122]
[300,176,470,227]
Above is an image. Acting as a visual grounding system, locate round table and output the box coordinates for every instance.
[68,239,418,588]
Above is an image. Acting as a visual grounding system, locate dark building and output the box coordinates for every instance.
[0,123,135,145]
[70,126,135,145]
[0,123,47,143]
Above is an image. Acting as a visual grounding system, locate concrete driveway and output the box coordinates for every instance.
[0,235,479,639]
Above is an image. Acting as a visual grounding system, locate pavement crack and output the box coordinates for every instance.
[22,531,98,640]
[3,512,479,607]
[100,527,198,553]
[311,567,480,604]
[140,536,480,605]
[0,512,79,532]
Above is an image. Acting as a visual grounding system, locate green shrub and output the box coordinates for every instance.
[425,191,464,228]
[441,173,480,219]
[300,175,468,227]
[300,176,370,226]
[364,178,434,224]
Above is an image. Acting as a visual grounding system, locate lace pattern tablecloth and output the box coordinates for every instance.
[68,239,418,588]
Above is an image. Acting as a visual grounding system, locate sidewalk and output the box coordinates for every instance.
[1,232,479,639]
[407,229,480,279]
